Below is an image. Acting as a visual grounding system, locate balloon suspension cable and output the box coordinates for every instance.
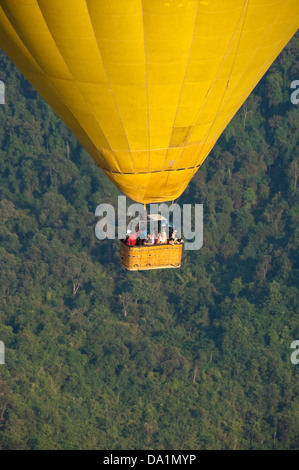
[171,196,180,208]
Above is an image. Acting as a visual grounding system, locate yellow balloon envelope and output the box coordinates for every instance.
[0,0,298,203]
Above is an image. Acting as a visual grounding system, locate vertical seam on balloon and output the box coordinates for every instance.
[158,1,199,201]
[84,0,136,174]
[171,2,249,173]
[189,0,249,167]
[198,5,298,155]
[34,0,130,174]
[162,0,199,173]
[185,0,250,168]
[34,0,121,172]
[172,147,185,171]
[185,1,249,139]
[140,0,151,174]
[192,0,293,170]
[0,2,110,171]
[161,170,172,204]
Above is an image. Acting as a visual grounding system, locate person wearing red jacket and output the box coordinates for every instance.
[125,230,138,246]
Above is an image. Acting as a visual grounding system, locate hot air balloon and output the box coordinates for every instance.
[0,0,298,204]
[0,0,298,269]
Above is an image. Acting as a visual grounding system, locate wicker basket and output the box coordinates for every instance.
[119,241,183,271]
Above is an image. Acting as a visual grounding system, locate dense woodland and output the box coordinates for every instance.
[0,33,298,450]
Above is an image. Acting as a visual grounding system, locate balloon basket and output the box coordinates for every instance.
[119,241,183,271]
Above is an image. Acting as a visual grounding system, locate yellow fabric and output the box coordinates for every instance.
[0,0,298,203]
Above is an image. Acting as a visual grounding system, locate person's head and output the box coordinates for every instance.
[147,232,151,238]
[173,229,177,235]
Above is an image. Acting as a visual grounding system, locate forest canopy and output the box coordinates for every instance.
[0,33,298,450]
